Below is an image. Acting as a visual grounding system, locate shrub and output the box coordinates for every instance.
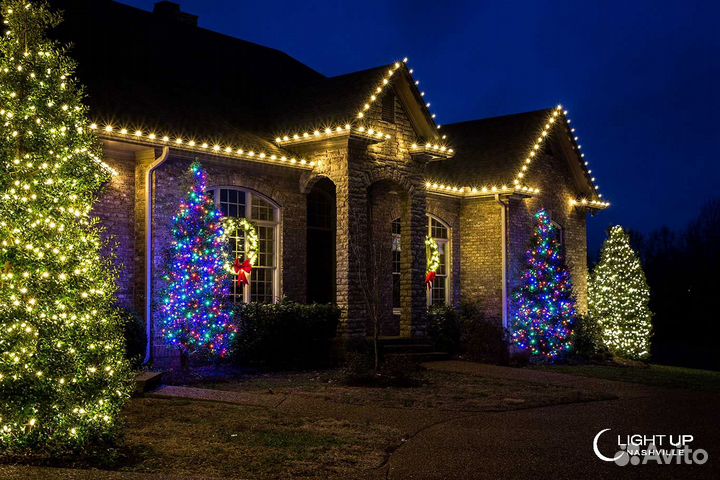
[427,305,462,354]
[120,308,146,368]
[459,302,508,364]
[234,300,340,369]
[572,314,611,362]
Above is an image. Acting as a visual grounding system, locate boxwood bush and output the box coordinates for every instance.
[234,300,340,369]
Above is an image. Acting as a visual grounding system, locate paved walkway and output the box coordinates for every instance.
[2,361,718,479]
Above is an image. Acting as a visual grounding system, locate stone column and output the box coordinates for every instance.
[401,185,428,337]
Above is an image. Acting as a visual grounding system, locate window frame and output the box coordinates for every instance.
[427,214,451,307]
[207,186,281,304]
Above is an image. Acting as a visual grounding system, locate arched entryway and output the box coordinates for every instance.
[306,177,336,304]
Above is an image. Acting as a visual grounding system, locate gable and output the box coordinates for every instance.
[425,106,608,206]
[273,60,448,147]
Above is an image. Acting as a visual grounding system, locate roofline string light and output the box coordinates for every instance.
[274,123,392,145]
[513,105,608,208]
[91,123,314,169]
[425,181,540,197]
[569,197,610,209]
[274,58,454,155]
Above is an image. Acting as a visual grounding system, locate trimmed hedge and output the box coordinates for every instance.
[234,300,340,369]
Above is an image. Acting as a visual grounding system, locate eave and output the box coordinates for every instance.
[92,123,314,170]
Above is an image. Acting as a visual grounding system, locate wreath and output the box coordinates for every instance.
[221,217,259,286]
[425,235,440,288]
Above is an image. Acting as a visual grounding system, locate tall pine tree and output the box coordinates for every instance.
[589,225,652,359]
[0,0,132,452]
[510,210,577,360]
[158,161,236,360]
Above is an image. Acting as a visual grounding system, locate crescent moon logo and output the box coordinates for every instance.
[593,428,623,462]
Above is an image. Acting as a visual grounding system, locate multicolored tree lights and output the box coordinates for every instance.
[158,161,236,359]
[0,0,132,452]
[510,210,577,360]
[589,226,652,359]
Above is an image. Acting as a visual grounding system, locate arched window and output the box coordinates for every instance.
[427,215,450,306]
[391,215,452,309]
[206,187,280,303]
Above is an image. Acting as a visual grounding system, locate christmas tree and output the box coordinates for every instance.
[0,0,132,452]
[510,210,577,360]
[158,161,236,360]
[589,226,652,359]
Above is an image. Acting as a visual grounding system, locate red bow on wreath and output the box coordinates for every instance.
[425,271,436,289]
[233,258,253,286]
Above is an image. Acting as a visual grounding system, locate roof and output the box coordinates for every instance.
[426,109,554,187]
[50,0,322,153]
[273,65,390,131]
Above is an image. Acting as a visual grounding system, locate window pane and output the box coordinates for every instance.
[251,196,274,221]
[391,218,401,235]
[392,273,400,309]
[431,276,446,305]
[251,268,274,303]
[218,188,246,218]
[430,218,448,239]
[437,244,447,276]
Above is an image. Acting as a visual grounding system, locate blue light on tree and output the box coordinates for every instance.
[510,209,577,360]
[157,162,236,359]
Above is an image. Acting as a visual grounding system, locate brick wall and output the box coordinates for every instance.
[507,151,589,315]
[459,198,504,324]
[92,145,137,310]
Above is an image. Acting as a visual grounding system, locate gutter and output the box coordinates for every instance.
[143,146,170,365]
[494,194,509,329]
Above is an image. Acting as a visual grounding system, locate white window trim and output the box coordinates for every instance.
[209,186,281,304]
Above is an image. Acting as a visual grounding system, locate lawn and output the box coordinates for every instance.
[536,364,720,392]
[1,397,400,480]
[194,368,615,412]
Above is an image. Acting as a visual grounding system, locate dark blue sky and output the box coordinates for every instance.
[122,0,719,252]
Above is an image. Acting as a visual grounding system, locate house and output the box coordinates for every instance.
[51,0,609,364]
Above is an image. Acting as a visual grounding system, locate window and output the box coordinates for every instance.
[381,92,396,123]
[551,220,564,249]
[391,218,401,312]
[207,188,279,304]
[390,215,451,309]
[428,216,450,306]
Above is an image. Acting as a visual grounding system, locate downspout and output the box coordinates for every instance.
[494,194,508,329]
[143,146,170,365]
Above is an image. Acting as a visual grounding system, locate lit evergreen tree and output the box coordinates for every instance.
[157,161,236,361]
[510,210,577,360]
[0,0,132,452]
[589,226,652,359]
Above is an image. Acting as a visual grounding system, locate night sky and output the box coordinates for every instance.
[120,0,719,253]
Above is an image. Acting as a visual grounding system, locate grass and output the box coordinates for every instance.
[536,363,720,392]
[1,397,401,480]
